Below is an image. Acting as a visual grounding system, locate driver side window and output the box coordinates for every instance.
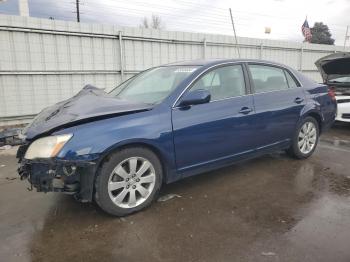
[191,65,246,100]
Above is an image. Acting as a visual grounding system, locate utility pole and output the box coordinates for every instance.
[344,25,349,51]
[76,0,80,22]
[229,8,240,58]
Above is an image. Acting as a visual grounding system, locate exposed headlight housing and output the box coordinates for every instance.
[24,134,73,160]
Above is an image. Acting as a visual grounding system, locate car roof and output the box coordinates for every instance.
[164,58,290,68]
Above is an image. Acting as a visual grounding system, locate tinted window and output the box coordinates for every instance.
[285,71,299,88]
[191,65,246,100]
[249,65,289,93]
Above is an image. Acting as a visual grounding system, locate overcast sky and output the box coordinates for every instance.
[0,0,349,45]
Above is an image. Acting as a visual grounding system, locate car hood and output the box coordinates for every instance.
[315,52,350,82]
[23,85,153,140]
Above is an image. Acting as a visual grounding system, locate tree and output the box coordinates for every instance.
[310,22,335,45]
[141,14,164,30]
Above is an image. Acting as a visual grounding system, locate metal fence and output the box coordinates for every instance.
[0,14,349,126]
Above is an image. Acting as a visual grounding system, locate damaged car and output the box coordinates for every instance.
[17,59,336,216]
[316,52,350,122]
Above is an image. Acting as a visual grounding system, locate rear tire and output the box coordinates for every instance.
[94,147,163,216]
[286,116,319,159]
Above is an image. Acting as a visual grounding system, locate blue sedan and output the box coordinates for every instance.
[17,59,337,216]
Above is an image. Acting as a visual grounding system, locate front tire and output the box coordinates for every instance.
[286,116,319,159]
[94,147,163,216]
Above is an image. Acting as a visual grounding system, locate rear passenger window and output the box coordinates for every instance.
[191,65,246,100]
[249,65,289,93]
[285,71,300,88]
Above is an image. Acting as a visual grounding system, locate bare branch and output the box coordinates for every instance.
[141,17,149,28]
[140,14,165,29]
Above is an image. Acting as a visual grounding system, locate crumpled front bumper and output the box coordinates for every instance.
[17,144,99,202]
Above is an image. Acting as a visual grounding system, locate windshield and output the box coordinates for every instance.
[329,76,350,83]
[109,66,199,104]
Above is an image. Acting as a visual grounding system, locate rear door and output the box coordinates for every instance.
[247,63,305,149]
[172,64,256,173]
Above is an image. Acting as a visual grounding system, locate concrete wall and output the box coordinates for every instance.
[0,14,349,126]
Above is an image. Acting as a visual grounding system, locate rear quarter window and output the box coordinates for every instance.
[285,70,301,88]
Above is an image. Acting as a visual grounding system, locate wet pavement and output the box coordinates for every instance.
[1,123,350,262]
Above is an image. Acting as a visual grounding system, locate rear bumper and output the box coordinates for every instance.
[18,156,98,202]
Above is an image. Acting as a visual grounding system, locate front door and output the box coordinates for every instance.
[172,64,256,174]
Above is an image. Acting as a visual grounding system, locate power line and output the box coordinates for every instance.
[36,4,311,40]
[4,0,346,42]
[82,0,349,29]
[78,5,309,35]
[78,0,349,33]
[14,0,350,31]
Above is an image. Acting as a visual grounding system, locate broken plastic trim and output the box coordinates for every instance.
[18,157,98,202]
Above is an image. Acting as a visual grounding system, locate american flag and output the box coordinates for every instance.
[302,19,312,42]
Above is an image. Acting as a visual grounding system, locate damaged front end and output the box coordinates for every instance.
[17,143,98,202]
[15,84,155,201]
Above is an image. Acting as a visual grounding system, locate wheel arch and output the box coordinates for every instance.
[306,112,323,133]
[300,105,324,134]
[95,140,170,184]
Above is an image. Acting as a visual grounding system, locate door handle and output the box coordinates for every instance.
[239,107,253,114]
[294,97,304,104]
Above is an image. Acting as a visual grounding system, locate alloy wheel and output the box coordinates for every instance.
[298,121,317,154]
[108,157,156,208]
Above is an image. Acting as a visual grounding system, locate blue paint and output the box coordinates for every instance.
[24,59,337,184]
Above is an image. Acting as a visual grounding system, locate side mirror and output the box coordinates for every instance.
[179,89,211,107]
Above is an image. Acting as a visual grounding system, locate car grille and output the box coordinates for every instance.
[337,99,350,104]
[342,114,350,119]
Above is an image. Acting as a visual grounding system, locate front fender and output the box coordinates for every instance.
[53,108,177,182]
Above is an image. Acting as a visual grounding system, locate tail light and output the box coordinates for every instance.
[328,86,336,101]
